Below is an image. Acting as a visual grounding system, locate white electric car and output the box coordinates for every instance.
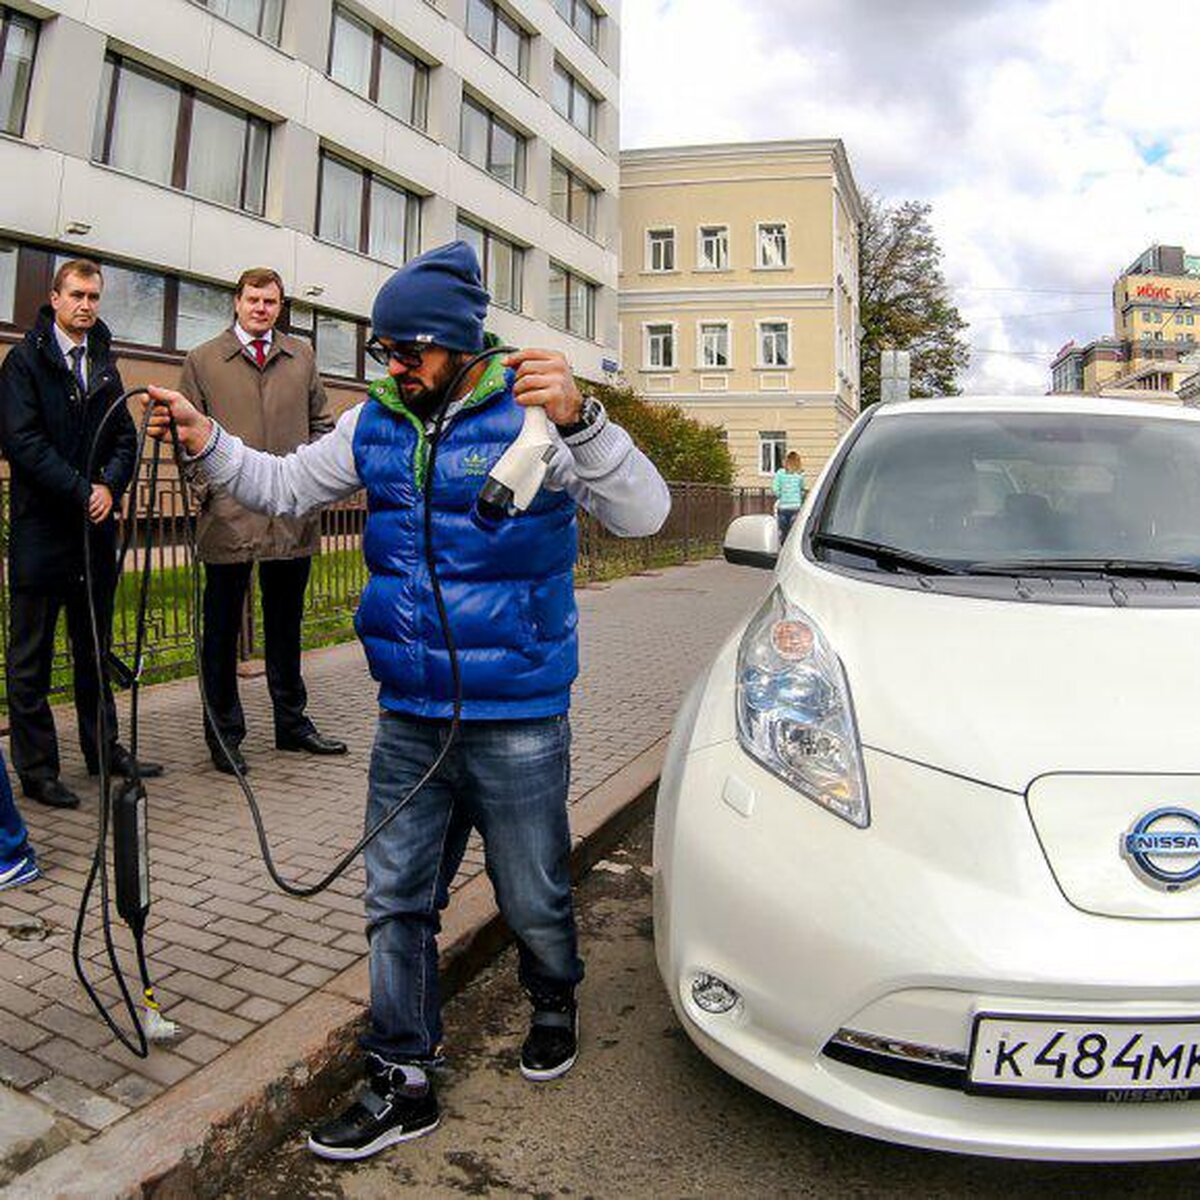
[654,395,1200,1161]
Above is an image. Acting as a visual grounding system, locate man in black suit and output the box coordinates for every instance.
[0,259,161,809]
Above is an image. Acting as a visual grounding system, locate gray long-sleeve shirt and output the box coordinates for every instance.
[191,401,671,538]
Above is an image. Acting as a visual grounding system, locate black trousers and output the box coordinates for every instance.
[201,557,314,751]
[6,565,120,783]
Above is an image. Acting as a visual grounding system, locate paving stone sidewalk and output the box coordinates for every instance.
[0,559,766,1182]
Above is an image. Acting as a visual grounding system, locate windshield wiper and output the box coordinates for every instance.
[967,557,1200,582]
[810,531,965,576]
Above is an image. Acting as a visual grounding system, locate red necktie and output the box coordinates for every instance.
[251,338,267,368]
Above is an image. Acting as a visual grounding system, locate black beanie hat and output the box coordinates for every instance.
[370,241,489,353]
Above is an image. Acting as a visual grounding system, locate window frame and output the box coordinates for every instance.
[643,321,676,370]
[548,261,596,340]
[316,150,422,265]
[465,0,530,79]
[190,0,284,44]
[551,59,597,139]
[756,221,789,269]
[93,53,271,216]
[698,224,730,271]
[759,430,787,476]
[328,4,429,130]
[553,0,600,51]
[0,5,39,138]
[457,215,524,313]
[646,228,676,273]
[757,319,791,368]
[549,157,597,237]
[698,320,731,369]
[459,95,527,191]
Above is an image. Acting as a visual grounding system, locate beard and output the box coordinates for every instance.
[398,353,467,422]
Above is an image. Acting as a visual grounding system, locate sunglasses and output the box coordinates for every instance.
[365,340,432,369]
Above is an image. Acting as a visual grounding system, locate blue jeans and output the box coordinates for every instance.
[1,750,32,863]
[777,508,800,543]
[361,711,583,1063]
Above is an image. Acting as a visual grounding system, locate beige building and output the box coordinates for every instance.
[1051,244,1200,400]
[619,140,862,486]
[1,0,621,407]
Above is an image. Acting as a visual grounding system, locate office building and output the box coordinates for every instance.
[0,0,620,404]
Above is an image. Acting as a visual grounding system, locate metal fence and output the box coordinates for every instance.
[0,475,773,712]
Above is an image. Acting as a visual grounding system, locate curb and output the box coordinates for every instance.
[3,737,667,1200]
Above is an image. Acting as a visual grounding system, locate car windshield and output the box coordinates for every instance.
[815,410,1200,573]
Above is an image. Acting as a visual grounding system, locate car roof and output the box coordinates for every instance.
[874,395,1200,423]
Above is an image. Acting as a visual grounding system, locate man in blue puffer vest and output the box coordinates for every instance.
[146,242,670,1161]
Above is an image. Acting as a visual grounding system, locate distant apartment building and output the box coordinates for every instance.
[619,141,862,486]
[1050,244,1200,400]
[0,0,620,406]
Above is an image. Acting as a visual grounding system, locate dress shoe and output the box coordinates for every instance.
[21,777,81,809]
[88,744,164,780]
[276,729,348,756]
[210,744,249,776]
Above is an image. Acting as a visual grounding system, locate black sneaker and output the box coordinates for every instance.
[308,1073,439,1161]
[520,992,579,1082]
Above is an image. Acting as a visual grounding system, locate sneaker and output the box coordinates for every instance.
[307,1069,439,1161]
[520,992,579,1082]
[0,855,41,893]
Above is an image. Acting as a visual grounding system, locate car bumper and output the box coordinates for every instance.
[654,723,1200,1161]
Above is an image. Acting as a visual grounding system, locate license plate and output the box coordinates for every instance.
[968,1015,1200,1101]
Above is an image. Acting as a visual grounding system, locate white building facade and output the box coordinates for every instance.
[0,0,620,395]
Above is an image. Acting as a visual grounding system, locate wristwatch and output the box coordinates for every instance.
[554,394,604,438]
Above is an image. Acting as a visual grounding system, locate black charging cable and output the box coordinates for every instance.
[72,347,514,1052]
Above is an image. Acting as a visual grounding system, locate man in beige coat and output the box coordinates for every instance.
[179,267,345,774]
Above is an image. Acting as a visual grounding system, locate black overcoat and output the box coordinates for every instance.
[0,307,138,590]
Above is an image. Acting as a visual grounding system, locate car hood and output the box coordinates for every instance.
[783,564,1200,793]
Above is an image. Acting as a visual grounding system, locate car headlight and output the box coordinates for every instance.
[736,588,869,828]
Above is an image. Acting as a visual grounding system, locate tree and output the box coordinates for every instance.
[580,380,735,485]
[859,194,970,406]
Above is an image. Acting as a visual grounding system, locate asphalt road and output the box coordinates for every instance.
[231,814,1200,1198]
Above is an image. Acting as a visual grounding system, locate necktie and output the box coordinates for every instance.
[69,345,86,396]
[251,338,268,368]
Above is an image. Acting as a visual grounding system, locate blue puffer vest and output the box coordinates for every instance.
[352,382,578,719]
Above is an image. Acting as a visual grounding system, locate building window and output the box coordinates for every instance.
[758,321,790,366]
[700,322,730,368]
[757,222,788,268]
[317,153,420,264]
[457,218,523,312]
[0,240,17,324]
[553,0,600,50]
[645,323,674,369]
[92,55,270,215]
[460,96,526,190]
[550,159,596,236]
[465,0,529,78]
[548,262,595,339]
[647,229,675,272]
[316,312,359,378]
[759,431,787,475]
[97,260,168,348]
[698,225,729,270]
[177,279,234,350]
[191,0,284,43]
[0,6,37,136]
[329,6,428,128]
[551,60,597,139]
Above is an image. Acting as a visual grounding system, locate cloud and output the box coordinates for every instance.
[620,0,1199,393]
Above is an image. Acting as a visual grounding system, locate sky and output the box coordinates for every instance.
[619,0,1199,394]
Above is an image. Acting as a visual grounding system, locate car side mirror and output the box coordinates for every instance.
[724,515,779,570]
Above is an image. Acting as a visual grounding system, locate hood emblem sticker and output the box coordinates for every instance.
[1122,807,1200,892]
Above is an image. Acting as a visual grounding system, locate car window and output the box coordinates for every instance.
[816,411,1200,568]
